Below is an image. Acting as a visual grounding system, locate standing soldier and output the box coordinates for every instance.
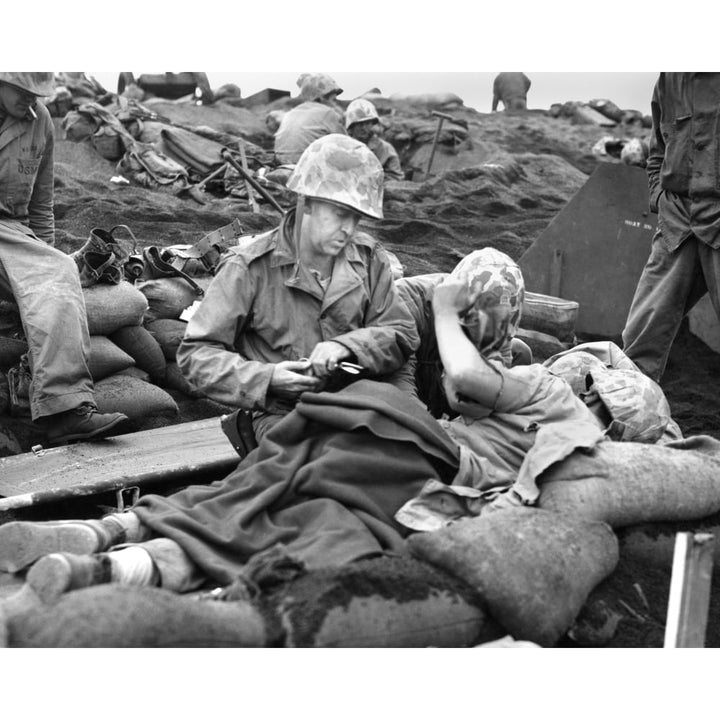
[622,73,720,381]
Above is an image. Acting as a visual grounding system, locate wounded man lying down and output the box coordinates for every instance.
[0,248,647,604]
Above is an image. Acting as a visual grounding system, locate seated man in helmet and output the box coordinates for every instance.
[0,72,129,444]
[273,73,346,165]
[345,98,404,181]
[177,133,420,442]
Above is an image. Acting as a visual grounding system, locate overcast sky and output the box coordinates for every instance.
[88,71,657,115]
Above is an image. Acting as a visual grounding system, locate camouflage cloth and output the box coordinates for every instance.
[287,134,384,219]
[449,247,525,364]
[544,350,608,396]
[297,73,342,102]
[544,341,677,444]
[587,367,673,443]
[345,98,380,128]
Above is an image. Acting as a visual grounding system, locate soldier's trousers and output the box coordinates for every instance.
[0,219,94,419]
[622,229,720,382]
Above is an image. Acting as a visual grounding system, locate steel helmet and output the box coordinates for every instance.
[286,134,384,219]
[0,72,55,97]
[450,248,525,360]
[345,98,380,129]
[297,73,343,102]
[588,367,672,443]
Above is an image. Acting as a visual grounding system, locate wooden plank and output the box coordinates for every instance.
[664,532,715,648]
[0,417,240,510]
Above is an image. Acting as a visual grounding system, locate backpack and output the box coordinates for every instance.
[117,142,188,192]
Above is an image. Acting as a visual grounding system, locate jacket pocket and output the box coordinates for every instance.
[659,114,692,193]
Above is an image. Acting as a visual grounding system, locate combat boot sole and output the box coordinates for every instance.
[0,521,104,573]
[26,553,113,604]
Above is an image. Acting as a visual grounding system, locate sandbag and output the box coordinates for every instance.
[407,507,619,647]
[264,555,498,648]
[88,335,135,381]
[83,282,149,335]
[164,361,204,398]
[0,336,27,368]
[538,437,720,527]
[93,373,178,421]
[521,291,578,344]
[115,366,151,382]
[5,585,266,648]
[108,324,166,383]
[144,318,188,360]
[136,276,212,322]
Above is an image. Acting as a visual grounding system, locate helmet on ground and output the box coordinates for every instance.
[450,248,525,359]
[0,72,55,97]
[589,367,672,443]
[286,134,384,219]
[544,350,608,396]
[345,98,380,129]
[297,73,343,102]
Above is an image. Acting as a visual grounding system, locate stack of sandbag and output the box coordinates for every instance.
[75,281,181,422]
[133,275,213,399]
[0,282,182,430]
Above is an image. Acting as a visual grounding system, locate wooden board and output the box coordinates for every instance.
[0,417,240,510]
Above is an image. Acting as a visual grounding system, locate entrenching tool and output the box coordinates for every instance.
[425,110,468,178]
[220,148,285,213]
[176,163,229,205]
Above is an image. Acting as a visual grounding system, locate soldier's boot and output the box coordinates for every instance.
[0,512,146,573]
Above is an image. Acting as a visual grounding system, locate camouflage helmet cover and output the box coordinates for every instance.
[286,134,384,219]
[450,248,525,358]
[345,98,380,129]
[589,367,672,443]
[544,350,608,396]
[297,73,343,102]
[0,72,55,97]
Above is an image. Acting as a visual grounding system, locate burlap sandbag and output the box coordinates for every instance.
[264,555,499,648]
[4,585,266,648]
[538,438,720,527]
[145,318,188,360]
[164,361,204,398]
[93,373,178,420]
[407,508,619,647]
[83,282,149,336]
[108,324,166,383]
[136,277,211,322]
[88,336,135,381]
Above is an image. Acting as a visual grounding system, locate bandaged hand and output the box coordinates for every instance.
[269,359,322,399]
[306,340,352,378]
